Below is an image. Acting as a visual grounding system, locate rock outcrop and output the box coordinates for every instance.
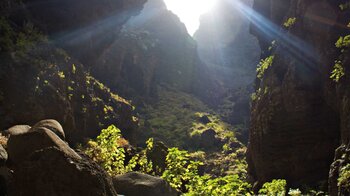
[91,0,221,105]
[5,120,117,196]
[8,0,147,66]
[113,172,178,196]
[247,0,350,193]
[0,9,138,144]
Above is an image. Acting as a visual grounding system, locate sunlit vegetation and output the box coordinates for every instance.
[139,87,212,147]
[331,60,345,82]
[259,179,287,196]
[335,35,350,48]
[338,164,350,191]
[85,125,320,195]
[251,87,268,102]
[84,125,252,195]
[257,55,275,79]
[283,17,297,28]
[330,5,350,82]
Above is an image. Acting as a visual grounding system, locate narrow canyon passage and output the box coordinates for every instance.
[0,0,350,195]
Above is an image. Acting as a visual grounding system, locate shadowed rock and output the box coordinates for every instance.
[9,147,117,196]
[32,119,65,140]
[113,172,178,196]
[7,127,80,164]
[3,125,31,137]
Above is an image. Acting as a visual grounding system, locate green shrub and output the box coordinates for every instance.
[162,148,202,190]
[338,164,350,191]
[259,179,287,196]
[335,35,350,49]
[284,17,297,28]
[85,125,252,195]
[85,125,153,175]
[257,56,275,79]
[330,60,345,82]
[85,125,126,175]
[185,174,251,196]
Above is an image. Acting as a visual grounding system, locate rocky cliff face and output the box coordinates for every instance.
[247,0,350,193]
[194,0,260,127]
[8,0,146,66]
[91,0,221,105]
[0,0,146,144]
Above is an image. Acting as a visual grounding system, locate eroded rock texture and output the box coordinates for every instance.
[0,0,145,144]
[247,0,350,192]
[91,0,221,105]
[10,0,147,66]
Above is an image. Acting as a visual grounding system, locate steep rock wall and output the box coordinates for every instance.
[91,0,221,105]
[7,0,146,66]
[0,0,146,144]
[247,0,350,192]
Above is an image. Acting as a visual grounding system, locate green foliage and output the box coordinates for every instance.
[338,164,350,190]
[284,17,297,28]
[185,174,252,196]
[259,179,287,196]
[140,88,211,147]
[85,125,126,175]
[85,125,252,195]
[257,55,275,79]
[162,148,203,190]
[335,35,350,49]
[340,2,350,10]
[330,60,345,82]
[85,125,154,175]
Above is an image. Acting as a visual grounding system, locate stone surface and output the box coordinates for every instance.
[12,0,147,66]
[32,119,65,140]
[3,125,31,137]
[247,0,345,191]
[198,115,211,124]
[9,147,117,196]
[113,172,178,196]
[0,1,141,145]
[7,127,81,164]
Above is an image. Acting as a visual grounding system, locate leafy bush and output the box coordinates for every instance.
[259,179,287,196]
[162,148,202,190]
[185,174,251,196]
[330,60,345,82]
[257,55,275,79]
[85,125,126,174]
[338,164,350,191]
[335,35,350,49]
[85,125,252,195]
[284,17,297,28]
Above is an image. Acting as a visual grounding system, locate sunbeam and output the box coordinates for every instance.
[225,0,321,72]
[164,0,217,35]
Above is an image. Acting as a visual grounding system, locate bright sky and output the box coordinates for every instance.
[163,0,217,35]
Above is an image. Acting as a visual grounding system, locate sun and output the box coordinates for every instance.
[164,0,217,35]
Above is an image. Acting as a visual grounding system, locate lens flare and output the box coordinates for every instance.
[164,0,217,35]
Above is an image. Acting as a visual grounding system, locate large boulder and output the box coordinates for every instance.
[9,147,117,196]
[32,119,65,140]
[7,127,80,164]
[113,172,178,196]
[0,145,8,166]
[3,125,31,137]
[6,121,117,196]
